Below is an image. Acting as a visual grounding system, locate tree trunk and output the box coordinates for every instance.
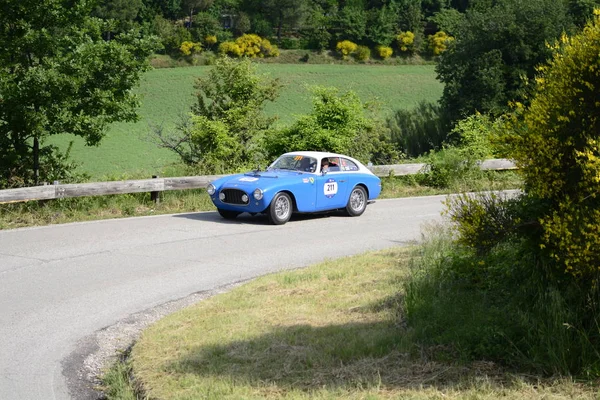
[33,136,39,185]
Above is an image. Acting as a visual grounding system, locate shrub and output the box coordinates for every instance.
[235,33,262,57]
[179,41,202,56]
[428,31,453,56]
[396,31,415,54]
[336,40,358,59]
[218,41,242,57]
[417,147,482,189]
[498,11,600,280]
[218,34,279,58]
[376,45,393,59]
[449,113,498,160]
[353,45,371,61]
[204,35,217,47]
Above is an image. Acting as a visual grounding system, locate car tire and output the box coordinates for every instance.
[218,208,241,220]
[345,186,367,217]
[267,192,292,225]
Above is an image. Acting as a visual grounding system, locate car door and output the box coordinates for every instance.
[315,157,349,210]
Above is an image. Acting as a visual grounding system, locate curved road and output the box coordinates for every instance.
[0,196,446,399]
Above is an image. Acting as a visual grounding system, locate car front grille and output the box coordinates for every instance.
[220,189,249,205]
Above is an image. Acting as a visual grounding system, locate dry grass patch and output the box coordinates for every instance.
[123,248,599,400]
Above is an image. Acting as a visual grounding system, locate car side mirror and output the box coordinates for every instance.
[321,170,327,176]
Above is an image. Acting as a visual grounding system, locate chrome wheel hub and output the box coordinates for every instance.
[275,196,290,219]
[350,189,365,211]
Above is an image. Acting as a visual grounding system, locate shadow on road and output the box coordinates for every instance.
[171,210,346,225]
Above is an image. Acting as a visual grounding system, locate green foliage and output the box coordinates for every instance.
[417,147,483,188]
[406,14,600,377]
[405,228,600,375]
[428,8,465,35]
[0,0,158,188]
[331,7,368,43]
[264,86,400,164]
[498,12,600,279]
[437,0,573,124]
[353,45,371,62]
[365,4,400,47]
[449,113,497,160]
[387,101,447,158]
[152,15,192,54]
[152,57,281,172]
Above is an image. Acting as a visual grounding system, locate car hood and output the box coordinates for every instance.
[221,170,312,188]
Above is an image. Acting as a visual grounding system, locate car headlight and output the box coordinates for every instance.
[207,183,216,195]
[241,194,249,203]
[253,188,263,200]
[219,192,226,201]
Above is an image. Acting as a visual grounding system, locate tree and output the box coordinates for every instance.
[265,86,399,164]
[152,57,281,172]
[93,0,143,39]
[436,0,572,125]
[0,0,158,188]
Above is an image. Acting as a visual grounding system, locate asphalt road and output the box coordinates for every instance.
[0,195,446,399]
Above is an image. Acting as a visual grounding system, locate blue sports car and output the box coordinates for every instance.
[206,151,382,225]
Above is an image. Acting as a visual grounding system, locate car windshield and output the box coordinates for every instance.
[269,155,317,173]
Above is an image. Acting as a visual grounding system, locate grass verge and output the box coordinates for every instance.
[0,171,521,230]
[104,247,599,399]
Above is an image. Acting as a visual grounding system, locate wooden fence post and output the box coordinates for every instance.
[150,175,160,205]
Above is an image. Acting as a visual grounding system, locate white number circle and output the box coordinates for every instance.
[324,181,338,196]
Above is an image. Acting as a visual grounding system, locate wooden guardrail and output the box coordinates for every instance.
[0,159,516,204]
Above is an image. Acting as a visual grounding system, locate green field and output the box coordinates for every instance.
[50,64,442,179]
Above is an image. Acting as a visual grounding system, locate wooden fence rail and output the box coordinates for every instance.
[0,159,516,205]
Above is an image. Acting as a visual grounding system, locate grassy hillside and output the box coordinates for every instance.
[50,64,442,179]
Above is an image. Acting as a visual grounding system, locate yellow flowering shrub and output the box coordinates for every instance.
[218,41,242,57]
[204,35,217,46]
[336,40,357,59]
[179,41,202,56]
[497,10,600,279]
[376,45,393,59]
[396,31,415,53]
[428,31,453,56]
[235,33,262,57]
[218,34,279,58]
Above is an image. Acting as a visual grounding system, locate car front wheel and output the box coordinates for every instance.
[267,192,292,225]
[218,208,241,220]
[345,186,367,217]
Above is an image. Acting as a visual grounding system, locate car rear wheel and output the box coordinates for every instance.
[267,192,292,225]
[218,208,241,220]
[345,186,367,217]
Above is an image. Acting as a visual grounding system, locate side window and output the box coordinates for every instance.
[328,157,341,172]
[341,158,359,171]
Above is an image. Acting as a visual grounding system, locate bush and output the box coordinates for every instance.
[449,113,498,160]
[396,31,415,54]
[428,31,453,56]
[376,45,393,59]
[179,41,202,56]
[336,40,358,59]
[353,45,371,61]
[417,147,482,189]
[218,41,242,57]
[219,34,279,58]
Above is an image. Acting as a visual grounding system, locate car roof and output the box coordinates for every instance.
[284,151,351,160]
